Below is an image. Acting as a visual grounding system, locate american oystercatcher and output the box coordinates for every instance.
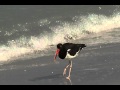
[54,43,86,80]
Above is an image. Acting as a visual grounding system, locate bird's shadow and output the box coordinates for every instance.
[30,73,72,85]
[30,74,62,81]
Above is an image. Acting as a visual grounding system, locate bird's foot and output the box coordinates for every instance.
[66,76,71,80]
[63,69,66,76]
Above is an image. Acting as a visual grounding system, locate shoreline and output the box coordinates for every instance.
[0,43,120,85]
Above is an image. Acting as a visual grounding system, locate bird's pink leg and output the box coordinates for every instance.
[63,62,70,76]
[66,60,72,80]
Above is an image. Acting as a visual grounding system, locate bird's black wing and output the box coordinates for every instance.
[62,43,86,56]
[63,43,74,50]
[67,44,80,56]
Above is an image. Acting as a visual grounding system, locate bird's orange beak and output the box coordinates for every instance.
[54,49,60,62]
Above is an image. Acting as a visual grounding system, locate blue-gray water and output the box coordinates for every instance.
[0,5,120,63]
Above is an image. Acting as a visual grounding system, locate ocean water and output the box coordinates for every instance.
[0,5,120,63]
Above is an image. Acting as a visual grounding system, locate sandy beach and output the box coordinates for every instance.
[0,43,120,85]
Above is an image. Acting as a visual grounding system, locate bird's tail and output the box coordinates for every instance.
[78,44,86,48]
[77,44,86,50]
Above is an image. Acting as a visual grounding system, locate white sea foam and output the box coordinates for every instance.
[0,12,120,62]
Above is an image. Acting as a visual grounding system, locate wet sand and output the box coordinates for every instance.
[0,43,120,85]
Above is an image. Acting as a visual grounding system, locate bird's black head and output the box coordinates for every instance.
[57,43,63,49]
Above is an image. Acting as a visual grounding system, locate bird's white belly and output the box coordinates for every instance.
[65,49,80,59]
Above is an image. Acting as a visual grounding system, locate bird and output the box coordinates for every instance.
[54,43,86,80]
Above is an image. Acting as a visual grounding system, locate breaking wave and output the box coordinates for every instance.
[1,12,120,62]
